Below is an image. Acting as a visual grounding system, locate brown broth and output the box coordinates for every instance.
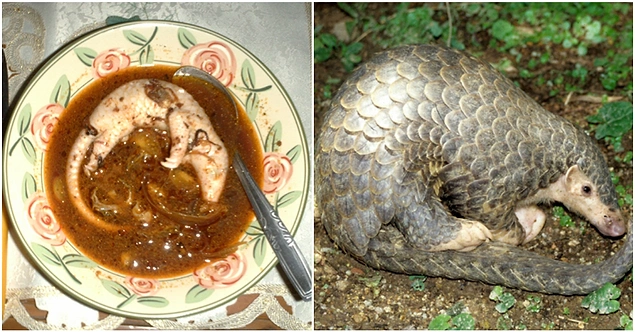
[44,65,263,278]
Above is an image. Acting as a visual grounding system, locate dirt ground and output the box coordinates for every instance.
[313,3,633,330]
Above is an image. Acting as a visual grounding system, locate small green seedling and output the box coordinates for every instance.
[314,28,338,63]
[553,206,575,228]
[523,295,542,313]
[610,172,633,208]
[495,314,512,330]
[409,275,427,291]
[313,27,364,72]
[359,274,382,287]
[619,315,633,330]
[429,302,475,330]
[428,313,476,330]
[322,77,341,100]
[541,322,556,329]
[581,283,621,314]
[586,101,633,153]
[615,151,633,164]
[489,285,516,313]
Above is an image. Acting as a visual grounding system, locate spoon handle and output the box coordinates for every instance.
[232,153,313,301]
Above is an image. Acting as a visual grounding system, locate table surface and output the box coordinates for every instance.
[2,2,313,329]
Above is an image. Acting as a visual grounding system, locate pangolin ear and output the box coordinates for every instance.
[564,165,581,193]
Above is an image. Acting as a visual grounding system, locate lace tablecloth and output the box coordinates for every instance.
[2,2,313,329]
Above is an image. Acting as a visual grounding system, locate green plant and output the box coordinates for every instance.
[313,26,364,72]
[359,274,382,287]
[553,206,575,228]
[523,295,542,313]
[428,302,476,330]
[619,315,633,330]
[489,286,516,313]
[359,274,382,297]
[409,275,427,291]
[495,314,512,330]
[541,321,556,329]
[314,26,338,63]
[610,172,634,208]
[586,101,633,152]
[581,283,622,314]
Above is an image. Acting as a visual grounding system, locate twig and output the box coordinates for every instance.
[564,91,573,106]
[558,315,588,326]
[353,30,372,44]
[569,94,624,103]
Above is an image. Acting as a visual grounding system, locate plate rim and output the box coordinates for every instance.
[2,19,310,319]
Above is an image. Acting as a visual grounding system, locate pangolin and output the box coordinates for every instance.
[315,44,632,295]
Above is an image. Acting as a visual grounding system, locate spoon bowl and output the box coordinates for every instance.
[173,66,313,301]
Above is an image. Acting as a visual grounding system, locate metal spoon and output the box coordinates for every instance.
[173,66,313,301]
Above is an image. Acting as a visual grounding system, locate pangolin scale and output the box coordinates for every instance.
[315,44,632,295]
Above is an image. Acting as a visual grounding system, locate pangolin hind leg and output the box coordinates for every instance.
[392,170,492,252]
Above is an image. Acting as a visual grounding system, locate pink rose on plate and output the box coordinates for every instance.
[262,152,293,194]
[92,48,131,78]
[124,276,160,296]
[181,41,236,86]
[31,103,64,151]
[193,252,246,289]
[25,192,65,246]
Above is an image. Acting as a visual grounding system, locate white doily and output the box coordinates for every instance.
[2,2,313,329]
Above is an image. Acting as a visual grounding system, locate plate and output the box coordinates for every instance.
[2,20,309,319]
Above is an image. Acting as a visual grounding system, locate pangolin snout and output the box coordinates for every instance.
[600,213,626,237]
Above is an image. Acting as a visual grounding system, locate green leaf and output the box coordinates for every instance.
[139,46,154,65]
[496,314,512,330]
[74,47,98,67]
[587,101,633,140]
[123,30,148,46]
[137,296,169,307]
[17,104,32,136]
[452,313,476,330]
[286,145,302,164]
[177,28,197,49]
[581,283,621,314]
[22,173,36,202]
[50,75,71,107]
[490,286,516,313]
[117,294,137,309]
[20,138,37,165]
[491,20,514,41]
[524,295,542,313]
[277,191,301,208]
[409,275,427,291]
[100,279,131,298]
[264,121,282,153]
[245,92,259,122]
[620,315,633,330]
[246,223,263,236]
[31,243,61,266]
[489,285,503,300]
[253,236,267,267]
[429,314,452,330]
[62,254,98,268]
[495,292,516,313]
[241,59,256,89]
[185,284,214,303]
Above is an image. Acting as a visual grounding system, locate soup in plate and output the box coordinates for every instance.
[44,65,263,278]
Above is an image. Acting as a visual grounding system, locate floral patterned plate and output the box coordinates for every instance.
[2,20,309,319]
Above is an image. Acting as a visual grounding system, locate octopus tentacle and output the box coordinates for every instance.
[65,79,228,232]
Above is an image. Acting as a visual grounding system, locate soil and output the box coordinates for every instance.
[313,3,633,330]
